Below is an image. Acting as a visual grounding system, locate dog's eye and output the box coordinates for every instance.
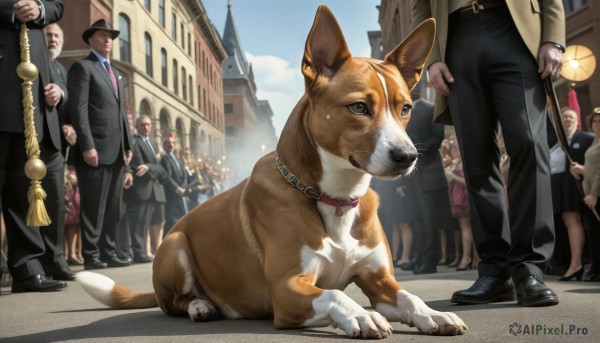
[400,104,412,117]
[348,102,371,116]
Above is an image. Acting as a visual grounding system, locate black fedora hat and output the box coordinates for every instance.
[82,19,120,44]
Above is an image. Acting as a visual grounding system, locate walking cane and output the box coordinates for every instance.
[16,22,51,226]
[544,77,600,222]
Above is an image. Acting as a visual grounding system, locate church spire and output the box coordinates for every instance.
[222,0,251,79]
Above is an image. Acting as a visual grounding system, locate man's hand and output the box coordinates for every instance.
[428,62,454,96]
[14,0,40,23]
[123,172,133,189]
[62,125,77,145]
[135,164,149,177]
[584,195,597,209]
[44,83,62,107]
[175,187,186,197]
[538,43,564,80]
[83,148,98,167]
[569,162,584,180]
[124,150,132,167]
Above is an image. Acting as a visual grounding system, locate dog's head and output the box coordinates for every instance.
[300,5,435,179]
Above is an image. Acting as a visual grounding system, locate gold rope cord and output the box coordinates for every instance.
[17,23,51,226]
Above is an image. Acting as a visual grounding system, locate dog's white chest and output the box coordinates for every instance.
[300,234,388,289]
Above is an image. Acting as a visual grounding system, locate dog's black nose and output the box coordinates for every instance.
[390,146,418,168]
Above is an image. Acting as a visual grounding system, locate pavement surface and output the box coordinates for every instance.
[1,263,599,342]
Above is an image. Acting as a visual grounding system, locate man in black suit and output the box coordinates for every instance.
[119,115,166,263]
[405,96,451,275]
[0,0,66,292]
[39,22,76,281]
[68,19,133,270]
[160,135,188,238]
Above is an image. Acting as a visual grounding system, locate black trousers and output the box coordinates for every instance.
[76,161,124,262]
[446,8,554,283]
[40,136,68,272]
[0,133,46,281]
[119,199,158,259]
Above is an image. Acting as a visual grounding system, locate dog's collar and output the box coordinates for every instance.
[275,155,359,217]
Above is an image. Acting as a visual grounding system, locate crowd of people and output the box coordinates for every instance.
[0,3,227,294]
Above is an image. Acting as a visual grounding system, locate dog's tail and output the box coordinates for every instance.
[77,271,158,309]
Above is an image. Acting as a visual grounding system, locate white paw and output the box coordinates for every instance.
[339,310,393,339]
[399,291,468,335]
[188,298,218,322]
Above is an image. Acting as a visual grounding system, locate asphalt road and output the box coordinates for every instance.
[1,263,599,342]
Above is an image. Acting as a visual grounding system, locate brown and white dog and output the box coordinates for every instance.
[77,5,467,338]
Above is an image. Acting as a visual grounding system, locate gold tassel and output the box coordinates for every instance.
[17,23,51,226]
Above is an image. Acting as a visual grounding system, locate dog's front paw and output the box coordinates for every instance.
[411,310,468,335]
[397,291,468,335]
[337,310,393,339]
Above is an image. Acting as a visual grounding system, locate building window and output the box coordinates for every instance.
[225,127,235,136]
[197,86,201,111]
[172,12,177,41]
[144,0,151,12]
[173,59,178,95]
[563,0,588,14]
[224,103,233,114]
[187,33,191,56]
[158,0,165,28]
[182,67,187,101]
[180,24,184,48]
[189,76,193,106]
[161,48,167,87]
[118,14,131,63]
[145,33,153,77]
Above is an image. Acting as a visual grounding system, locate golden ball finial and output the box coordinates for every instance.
[24,158,47,181]
[16,62,39,82]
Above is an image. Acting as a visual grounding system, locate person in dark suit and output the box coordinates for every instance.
[68,19,133,270]
[38,21,77,281]
[119,115,166,263]
[412,0,564,306]
[549,107,594,281]
[404,97,451,275]
[0,0,67,292]
[160,135,188,238]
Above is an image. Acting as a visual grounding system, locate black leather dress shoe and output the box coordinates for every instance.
[84,260,108,270]
[515,275,559,307]
[451,275,516,304]
[104,257,131,268]
[413,264,437,275]
[133,255,153,264]
[11,274,67,293]
[48,266,76,281]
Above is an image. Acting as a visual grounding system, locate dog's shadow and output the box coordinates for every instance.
[3,309,420,342]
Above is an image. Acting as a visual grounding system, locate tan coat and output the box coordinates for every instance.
[411,0,566,124]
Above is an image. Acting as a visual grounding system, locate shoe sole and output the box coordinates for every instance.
[11,284,67,293]
[517,294,559,307]
[451,290,516,305]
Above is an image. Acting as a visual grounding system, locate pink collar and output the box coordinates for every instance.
[276,156,359,217]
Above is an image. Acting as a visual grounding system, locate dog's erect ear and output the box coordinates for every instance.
[385,18,436,91]
[302,5,351,86]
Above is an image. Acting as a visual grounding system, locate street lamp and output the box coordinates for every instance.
[260,144,266,155]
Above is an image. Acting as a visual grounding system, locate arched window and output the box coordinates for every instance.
[145,33,153,77]
[173,59,178,95]
[118,14,131,63]
[161,49,167,87]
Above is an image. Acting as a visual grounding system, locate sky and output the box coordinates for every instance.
[203,0,381,136]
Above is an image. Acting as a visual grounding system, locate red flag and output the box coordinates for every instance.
[567,89,582,129]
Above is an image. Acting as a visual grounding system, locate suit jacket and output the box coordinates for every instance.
[411,0,566,125]
[160,152,188,216]
[0,0,63,150]
[126,134,166,203]
[68,52,131,165]
[567,131,595,169]
[406,99,448,192]
[49,59,68,122]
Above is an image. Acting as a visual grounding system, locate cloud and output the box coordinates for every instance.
[246,53,305,136]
